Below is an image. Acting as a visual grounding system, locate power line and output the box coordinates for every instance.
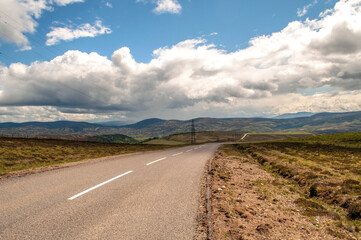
[0,51,109,109]
[0,10,113,111]
[0,52,18,63]
[0,9,72,68]
[0,10,64,57]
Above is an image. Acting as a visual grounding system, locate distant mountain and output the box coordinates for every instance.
[122,118,165,129]
[273,112,316,119]
[0,112,360,138]
[97,120,133,127]
[0,120,100,129]
[117,111,361,136]
[0,121,111,136]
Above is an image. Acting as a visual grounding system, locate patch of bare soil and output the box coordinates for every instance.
[209,149,357,240]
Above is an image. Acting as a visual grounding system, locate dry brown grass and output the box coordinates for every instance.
[0,136,171,175]
[210,145,352,239]
[225,133,361,237]
[163,132,313,144]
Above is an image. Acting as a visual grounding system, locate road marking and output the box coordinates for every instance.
[68,170,133,200]
[146,157,167,166]
[172,152,183,156]
[241,133,248,140]
[186,149,193,152]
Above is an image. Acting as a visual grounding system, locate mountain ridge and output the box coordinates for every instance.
[273,112,316,119]
[0,111,360,138]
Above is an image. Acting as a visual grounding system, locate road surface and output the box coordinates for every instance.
[0,143,220,240]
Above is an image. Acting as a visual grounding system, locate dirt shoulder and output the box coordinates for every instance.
[206,145,358,240]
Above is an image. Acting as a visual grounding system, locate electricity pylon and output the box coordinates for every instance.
[191,119,196,144]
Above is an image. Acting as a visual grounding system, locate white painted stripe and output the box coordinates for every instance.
[241,133,248,140]
[172,152,183,156]
[68,170,133,200]
[146,157,167,166]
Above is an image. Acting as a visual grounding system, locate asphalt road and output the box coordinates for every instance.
[0,143,220,240]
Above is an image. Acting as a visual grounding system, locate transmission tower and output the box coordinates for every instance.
[191,119,196,144]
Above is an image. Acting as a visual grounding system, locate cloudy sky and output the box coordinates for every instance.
[0,0,360,123]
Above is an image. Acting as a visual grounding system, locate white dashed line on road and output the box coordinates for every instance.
[172,152,183,157]
[146,157,167,166]
[241,133,248,140]
[68,170,133,200]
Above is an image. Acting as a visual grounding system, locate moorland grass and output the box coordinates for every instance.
[0,137,172,175]
[223,132,361,235]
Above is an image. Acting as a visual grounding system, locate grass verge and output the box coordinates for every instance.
[0,136,173,175]
[224,132,361,238]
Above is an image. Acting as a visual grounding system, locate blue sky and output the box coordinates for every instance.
[2,0,338,65]
[0,0,360,122]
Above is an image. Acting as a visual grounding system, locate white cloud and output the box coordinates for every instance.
[0,0,85,50]
[0,0,48,50]
[297,0,318,17]
[52,0,84,6]
[270,91,361,114]
[136,0,182,14]
[105,2,112,8]
[0,106,101,122]
[153,0,182,14]
[46,20,112,46]
[1,0,361,121]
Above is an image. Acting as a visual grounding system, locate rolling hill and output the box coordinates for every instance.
[0,111,360,138]
[273,112,316,119]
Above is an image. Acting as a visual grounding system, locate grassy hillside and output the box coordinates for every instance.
[144,132,313,145]
[244,133,313,142]
[0,137,171,175]
[287,132,361,148]
[143,138,186,145]
[166,131,246,144]
[222,132,361,237]
[0,111,360,137]
[114,111,361,137]
[32,134,140,144]
[86,134,138,144]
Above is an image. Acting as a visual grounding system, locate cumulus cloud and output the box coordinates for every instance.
[0,0,85,50]
[0,0,47,50]
[46,20,112,46]
[297,0,318,17]
[136,0,182,14]
[0,106,100,122]
[153,0,182,14]
[52,0,84,6]
[1,0,361,121]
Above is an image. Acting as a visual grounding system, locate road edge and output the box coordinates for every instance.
[194,146,219,240]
